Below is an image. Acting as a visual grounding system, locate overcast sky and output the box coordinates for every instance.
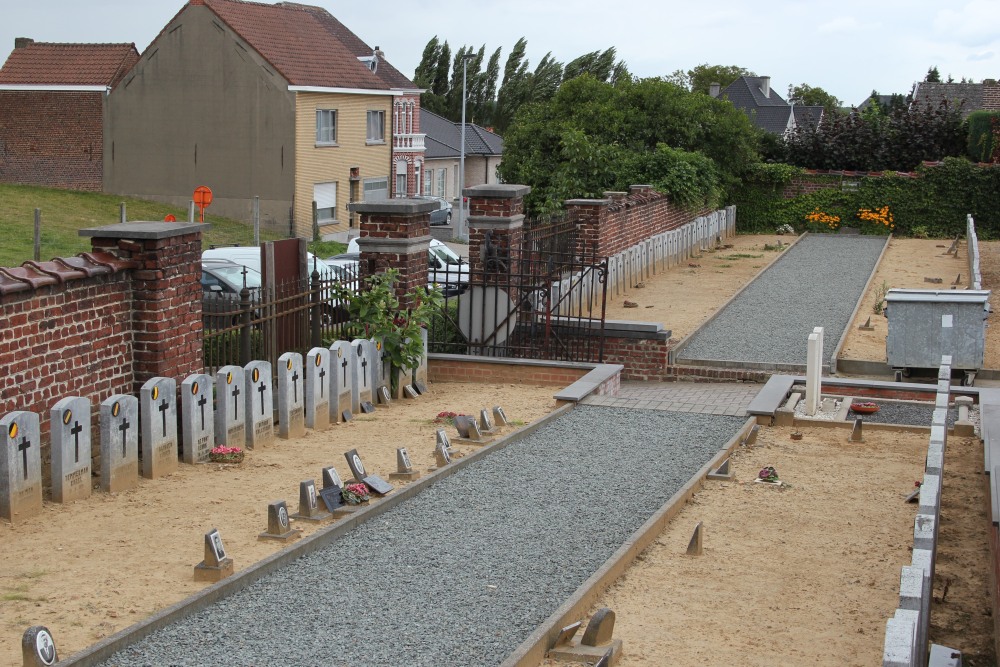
[2,0,998,107]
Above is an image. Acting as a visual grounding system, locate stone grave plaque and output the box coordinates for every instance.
[276,352,306,440]
[194,528,234,582]
[0,411,43,522]
[413,328,429,394]
[454,416,471,439]
[390,447,420,481]
[322,465,343,489]
[99,395,139,493]
[742,424,760,446]
[245,361,274,448]
[214,365,246,449]
[455,415,484,442]
[364,474,394,496]
[352,339,377,413]
[319,486,345,513]
[50,397,92,503]
[258,500,301,542]
[493,406,510,427]
[345,448,393,495]
[180,374,214,464]
[435,442,452,468]
[436,429,452,452]
[480,408,496,433]
[293,479,332,522]
[305,347,331,431]
[373,338,390,402]
[329,341,354,423]
[140,376,179,479]
[22,625,57,666]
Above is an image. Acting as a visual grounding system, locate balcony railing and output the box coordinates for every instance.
[393,133,426,151]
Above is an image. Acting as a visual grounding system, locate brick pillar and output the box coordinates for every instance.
[565,197,610,259]
[348,198,433,308]
[465,184,530,276]
[81,222,205,393]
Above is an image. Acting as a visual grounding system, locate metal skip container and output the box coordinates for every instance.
[885,288,991,382]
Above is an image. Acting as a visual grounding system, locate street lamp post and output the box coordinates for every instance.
[458,54,474,241]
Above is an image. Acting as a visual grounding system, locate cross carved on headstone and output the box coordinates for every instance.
[257,381,268,416]
[158,397,170,437]
[360,357,368,388]
[118,418,130,457]
[291,369,300,403]
[231,384,241,418]
[17,435,30,480]
[318,366,326,398]
[70,420,83,463]
[197,393,208,430]
[341,356,349,385]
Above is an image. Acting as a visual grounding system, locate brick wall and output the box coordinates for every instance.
[0,91,104,191]
[429,358,590,386]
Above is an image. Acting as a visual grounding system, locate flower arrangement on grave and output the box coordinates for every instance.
[341,483,371,505]
[851,401,880,413]
[758,466,779,483]
[209,446,244,464]
[775,223,795,236]
[433,411,465,426]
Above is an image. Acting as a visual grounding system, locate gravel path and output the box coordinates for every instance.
[100,406,744,667]
[849,401,958,427]
[677,234,887,366]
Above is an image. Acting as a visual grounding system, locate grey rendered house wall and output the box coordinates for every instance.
[103,5,296,230]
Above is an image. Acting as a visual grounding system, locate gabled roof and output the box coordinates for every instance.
[421,109,503,159]
[189,0,390,90]
[791,105,823,131]
[718,75,823,134]
[912,82,984,117]
[0,40,138,87]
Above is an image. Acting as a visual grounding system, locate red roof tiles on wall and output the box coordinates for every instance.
[0,42,139,86]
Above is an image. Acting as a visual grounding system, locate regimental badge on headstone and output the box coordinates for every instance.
[244,361,274,448]
[99,394,139,494]
[276,352,306,440]
[215,365,246,449]
[0,411,43,522]
[305,347,331,431]
[329,341,354,423]
[21,625,57,666]
[181,374,214,464]
[258,500,302,542]
[50,396,92,503]
[293,479,331,522]
[140,376,179,480]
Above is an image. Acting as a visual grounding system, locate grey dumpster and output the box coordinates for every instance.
[885,288,991,384]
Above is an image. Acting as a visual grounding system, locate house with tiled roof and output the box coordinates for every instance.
[420,109,503,202]
[911,81,999,118]
[0,38,138,190]
[711,75,823,135]
[105,0,421,237]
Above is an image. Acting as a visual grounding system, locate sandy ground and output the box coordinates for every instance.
[0,382,559,667]
[542,423,993,667]
[841,238,1000,369]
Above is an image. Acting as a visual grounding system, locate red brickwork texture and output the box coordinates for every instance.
[0,91,104,191]
[429,360,588,386]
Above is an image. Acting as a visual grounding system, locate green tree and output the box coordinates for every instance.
[495,37,529,133]
[925,66,941,83]
[666,64,755,94]
[788,83,842,117]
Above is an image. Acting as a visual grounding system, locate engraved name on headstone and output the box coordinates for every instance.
[276,352,306,440]
[329,341,354,423]
[99,395,139,493]
[140,376,179,479]
[305,347,330,431]
[180,374,214,464]
[245,361,274,448]
[50,397,92,503]
[214,365,246,449]
[0,411,43,522]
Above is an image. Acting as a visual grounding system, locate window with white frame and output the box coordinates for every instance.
[423,167,432,195]
[313,182,337,222]
[315,109,336,145]
[366,110,385,143]
[436,168,446,198]
[395,160,408,197]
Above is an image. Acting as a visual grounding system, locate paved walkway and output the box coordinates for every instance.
[582,381,761,416]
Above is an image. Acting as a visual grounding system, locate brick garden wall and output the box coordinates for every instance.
[0,91,104,191]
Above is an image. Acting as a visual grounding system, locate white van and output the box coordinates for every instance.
[345,238,469,295]
[202,246,336,280]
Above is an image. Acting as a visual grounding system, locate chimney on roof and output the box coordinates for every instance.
[760,76,770,98]
[374,45,385,60]
[709,82,721,97]
[14,37,34,49]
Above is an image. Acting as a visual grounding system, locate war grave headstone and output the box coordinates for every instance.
[393,339,416,400]
[390,447,420,481]
[50,397,92,503]
[374,338,392,405]
[245,360,275,448]
[180,374,214,464]
[258,499,302,542]
[140,377,179,479]
[305,347,330,431]
[412,328,429,394]
[493,405,510,427]
[329,341,354,423]
[22,625,57,666]
[99,395,139,493]
[345,448,394,496]
[292,479,332,522]
[352,338,376,413]
[276,352,306,440]
[215,365,246,449]
[0,411,43,522]
[194,527,234,582]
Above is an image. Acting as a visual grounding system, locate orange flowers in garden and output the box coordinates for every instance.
[857,206,895,229]
[805,208,841,230]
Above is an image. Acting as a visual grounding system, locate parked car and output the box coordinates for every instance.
[413,195,452,225]
[344,238,469,295]
[201,258,262,326]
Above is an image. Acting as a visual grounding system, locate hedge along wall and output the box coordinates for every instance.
[731,158,1000,238]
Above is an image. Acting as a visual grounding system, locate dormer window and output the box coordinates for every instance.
[357,54,377,73]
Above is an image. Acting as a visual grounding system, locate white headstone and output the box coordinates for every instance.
[140,376,179,479]
[180,374,214,464]
[276,352,306,439]
[50,397,92,502]
[329,341,354,422]
[244,361,274,448]
[305,347,330,431]
[804,327,824,416]
[0,411,43,522]
[99,395,139,493]
[214,365,246,449]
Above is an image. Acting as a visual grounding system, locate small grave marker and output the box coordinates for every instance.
[707,458,733,481]
[849,417,864,443]
[493,406,510,427]
[99,395,139,493]
[292,479,332,522]
[741,425,759,447]
[953,273,962,285]
[180,374,214,464]
[305,348,331,431]
[554,622,582,647]
[344,448,394,496]
[454,415,487,443]
[22,626,57,666]
[194,528,234,582]
[318,466,347,513]
[859,316,874,331]
[479,409,496,433]
[214,365,246,449]
[276,352,306,439]
[582,608,617,647]
[436,429,452,453]
[686,521,704,556]
[245,361,274,448]
[0,411,43,523]
[50,397,92,503]
[389,447,420,481]
[258,500,302,542]
[434,442,452,468]
[140,377,179,479]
